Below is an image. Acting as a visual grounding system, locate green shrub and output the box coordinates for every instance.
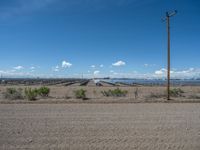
[74,89,87,99]
[24,88,38,101]
[3,88,23,100]
[101,88,128,97]
[169,88,184,97]
[37,86,50,97]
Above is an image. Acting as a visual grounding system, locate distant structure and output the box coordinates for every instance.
[0,74,5,84]
[163,10,177,100]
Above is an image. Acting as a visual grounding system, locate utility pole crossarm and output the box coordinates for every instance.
[167,10,178,17]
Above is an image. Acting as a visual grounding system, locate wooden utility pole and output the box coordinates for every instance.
[163,10,177,100]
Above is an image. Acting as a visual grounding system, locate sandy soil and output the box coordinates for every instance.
[0,103,200,150]
[1,85,200,103]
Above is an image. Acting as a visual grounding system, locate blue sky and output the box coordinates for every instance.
[0,0,200,78]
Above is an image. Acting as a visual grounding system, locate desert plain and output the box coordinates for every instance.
[0,80,200,149]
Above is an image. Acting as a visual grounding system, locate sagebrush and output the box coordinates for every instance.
[37,86,50,97]
[24,88,38,101]
[101,88,128,97]
[3,88,23,100]
[169,88,184,97]
[74,89,87,99]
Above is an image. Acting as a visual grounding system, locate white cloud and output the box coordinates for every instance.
[100,64,104,68]
[62,61,72,68]
[30,66,35,70]
[0,70,32,77]
[106,67,200,79]
[13,66,24,70]
[155,68,166,75]
[155,70,163,75]
[91,65,96,68]
[154,68,200,79]
[155,68,173,75]
[112,60,126,66]
[53,65,59,72]
[93,70,100,75]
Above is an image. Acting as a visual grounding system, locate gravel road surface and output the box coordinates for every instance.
[0,104,200,150]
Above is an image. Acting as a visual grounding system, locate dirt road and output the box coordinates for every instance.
[0,104,200,150]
